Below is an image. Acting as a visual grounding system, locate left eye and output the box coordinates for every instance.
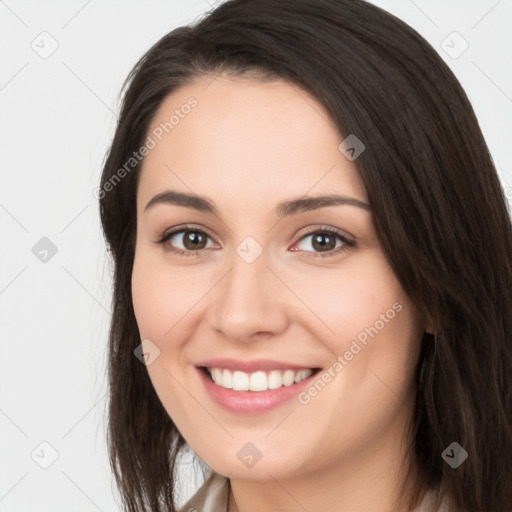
[293,230,349,253]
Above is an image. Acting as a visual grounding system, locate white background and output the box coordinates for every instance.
[1,0,511,510]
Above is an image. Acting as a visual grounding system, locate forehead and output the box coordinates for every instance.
[137,74,367,212]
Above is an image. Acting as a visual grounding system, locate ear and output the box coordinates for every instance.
[423,314,434,335]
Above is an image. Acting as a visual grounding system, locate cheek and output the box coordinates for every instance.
[131,261,166,340]
[289,260,421,453]
[131,253,197,422]
[282,253,411,354]
[131,250,207,341]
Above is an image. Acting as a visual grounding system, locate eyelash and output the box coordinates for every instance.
[155,224,355,259]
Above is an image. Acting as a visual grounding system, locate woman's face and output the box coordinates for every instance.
[131,74,425,480]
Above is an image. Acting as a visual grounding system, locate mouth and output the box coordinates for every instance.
[198,366,323,392]
[195,360,324,414]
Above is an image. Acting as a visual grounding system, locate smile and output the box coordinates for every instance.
[205,367,315,391]
[196,363,323,415]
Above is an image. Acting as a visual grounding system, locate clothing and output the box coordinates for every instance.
[178,471,450,512]
[179,472,229,512]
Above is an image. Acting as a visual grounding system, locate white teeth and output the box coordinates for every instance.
[232,371,249,391]
[268,370,283,390]
[211,368,223,383]
[207,367,314,391]
[249,371,267,391]
[222,369,232,389]
[282,369,296,386]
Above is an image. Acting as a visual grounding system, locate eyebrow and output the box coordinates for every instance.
[144,190,371,216]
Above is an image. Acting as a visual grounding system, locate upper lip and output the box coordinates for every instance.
[196,358,321,373]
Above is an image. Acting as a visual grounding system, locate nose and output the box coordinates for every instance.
[206,249,289,342]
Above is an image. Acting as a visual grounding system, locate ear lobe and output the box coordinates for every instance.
[423,316,434,335]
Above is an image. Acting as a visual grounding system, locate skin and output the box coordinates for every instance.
[131,74,428,512]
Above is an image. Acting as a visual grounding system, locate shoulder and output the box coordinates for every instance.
[178,471,230,512]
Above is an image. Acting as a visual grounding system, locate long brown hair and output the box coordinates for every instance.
[99,1,512,510]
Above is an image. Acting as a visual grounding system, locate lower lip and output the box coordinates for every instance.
[196,367,319,415]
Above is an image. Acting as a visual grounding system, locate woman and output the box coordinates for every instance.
[98,1,512,511]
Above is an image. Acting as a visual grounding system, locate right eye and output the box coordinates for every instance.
[156,225,219,256]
